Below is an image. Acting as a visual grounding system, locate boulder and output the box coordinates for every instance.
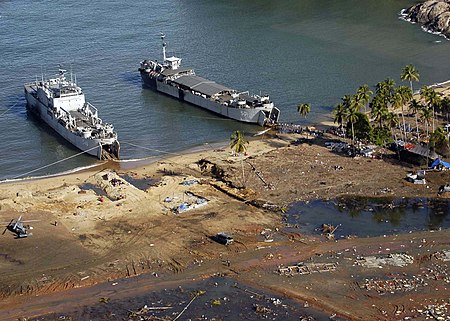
[404,0,450,38]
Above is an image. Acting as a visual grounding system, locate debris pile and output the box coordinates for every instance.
[419,302,449,321]
[354,253,414,268]
[360,277,425,294]
[172,192,208,214]
[278,262,337,276]
[434,250,450,262]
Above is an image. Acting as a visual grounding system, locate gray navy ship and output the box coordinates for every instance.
[24,68,120,160]
[139,34,280,126]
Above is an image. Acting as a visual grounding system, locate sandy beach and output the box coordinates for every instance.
[0,125,449,320]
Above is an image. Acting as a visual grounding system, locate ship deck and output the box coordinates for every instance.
[173,75,232,97]
[69,110,94,128]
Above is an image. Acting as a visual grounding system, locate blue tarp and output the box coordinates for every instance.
[431,159,450,169]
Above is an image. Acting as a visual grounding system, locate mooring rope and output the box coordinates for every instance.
[13,145,100,179]
[0,100,21,117]
[121,141,184,157]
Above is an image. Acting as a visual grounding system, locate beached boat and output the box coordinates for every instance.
[139,34,280,126]
[24,69,120,159]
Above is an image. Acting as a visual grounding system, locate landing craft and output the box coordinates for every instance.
[1,216,39,238]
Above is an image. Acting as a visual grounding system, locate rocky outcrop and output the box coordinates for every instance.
[403,0,450,39]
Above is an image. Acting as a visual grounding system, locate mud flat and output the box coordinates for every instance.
[0,131,449,320]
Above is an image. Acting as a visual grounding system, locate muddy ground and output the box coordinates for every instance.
[0,132,449,320]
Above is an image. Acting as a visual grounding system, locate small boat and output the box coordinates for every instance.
[24,68,120,159]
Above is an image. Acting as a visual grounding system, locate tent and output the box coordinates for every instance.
[430,159,450,169]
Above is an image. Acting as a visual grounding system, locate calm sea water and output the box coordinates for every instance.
[0,0,449,180]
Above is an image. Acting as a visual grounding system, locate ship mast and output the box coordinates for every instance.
[161,33,166,62]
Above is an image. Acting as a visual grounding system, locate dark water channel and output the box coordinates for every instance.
[31,277,343,321]
[285,197,450,238]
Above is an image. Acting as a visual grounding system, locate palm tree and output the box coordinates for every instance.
[400,64,420,95]
[440,97,450,122]
[430,127,450,156]
[409,98,422,134]
[344,96,359,144]
[333,102,346,132]
[297,103,311,119]
[421,86,441,132]
[376,79,396,106]
[419,107,432,138]
[370,95,388,129]
[230,130,249,187]
[356,84,373,113]
[386,111,400,140]
[394,86,413,140]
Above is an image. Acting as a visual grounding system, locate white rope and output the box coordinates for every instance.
[0,100,21,117]
[121,141,184,156]
[13,145,100,179]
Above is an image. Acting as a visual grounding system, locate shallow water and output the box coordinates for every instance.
[30,276,341,320]
[0,0,449,179]
[285,197,450,238]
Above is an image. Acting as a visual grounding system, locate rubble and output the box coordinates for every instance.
[354,253,414,268]
[278,262,337,276]
[360,277,426,294]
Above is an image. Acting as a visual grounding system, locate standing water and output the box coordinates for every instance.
[285,197,450,238]
[0,0,449,179]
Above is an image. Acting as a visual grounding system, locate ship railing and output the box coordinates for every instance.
[58,107,77,128]
[85,102,99,119]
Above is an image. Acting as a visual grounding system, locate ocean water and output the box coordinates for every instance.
[0,0,449,180]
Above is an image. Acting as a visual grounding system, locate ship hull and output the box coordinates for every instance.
[24,85,119,159]
[140,72,279,126]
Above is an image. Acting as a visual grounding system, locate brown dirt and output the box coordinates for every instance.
[0,132,448,320]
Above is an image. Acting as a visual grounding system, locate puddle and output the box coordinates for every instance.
[285,197,450,238]
[30,276,343,320]
[119,174,156,190]
[79,183,108,198]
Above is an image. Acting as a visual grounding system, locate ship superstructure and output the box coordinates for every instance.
[139,34,280,126]
[24,69,120,159]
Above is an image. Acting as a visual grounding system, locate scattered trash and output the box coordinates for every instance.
[180,179,199,186]
[406,170,426,184]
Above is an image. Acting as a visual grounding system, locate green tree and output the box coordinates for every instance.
[297,103,311,119]
[400,64,420,95]
[393,86,413,140]
[230,130,249,187]
[385,111,400,140]
[370,95,388,129]
[430,127,450,156]
[371,126,393,147]
[409,98,422,134]
[421,86,441,132]
[345,112,372,142]
[344,96,359,144]
[356,84,373,113]
[333,103,345,128]
[439,97,450,122]
[419,107,432,138]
